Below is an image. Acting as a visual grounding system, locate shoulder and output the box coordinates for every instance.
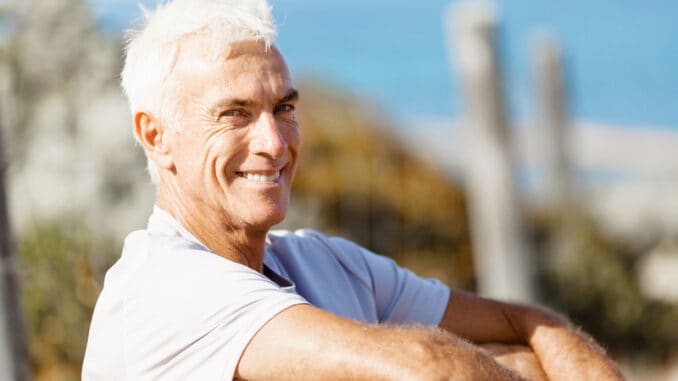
[267,229,371,268]
[267,228,368,255]
[143,234,273,297]
[266,229,400,295]
[103,229,293,319]
[94,231,306,379]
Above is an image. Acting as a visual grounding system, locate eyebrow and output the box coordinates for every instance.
[277,88,299,105]
[209,88,299,117]
[212,98,257,111]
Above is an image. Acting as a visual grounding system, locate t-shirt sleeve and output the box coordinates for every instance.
[122,245,308,380]
[327,236,450,326]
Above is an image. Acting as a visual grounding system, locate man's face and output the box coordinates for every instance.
[163,39,299,231]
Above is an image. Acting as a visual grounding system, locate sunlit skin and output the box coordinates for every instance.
[134,39,299,271]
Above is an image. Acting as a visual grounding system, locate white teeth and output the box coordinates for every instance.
[241,171,280,182]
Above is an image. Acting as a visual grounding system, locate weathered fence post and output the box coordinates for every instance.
[531,33,582,275]
[446,1,533,301]
[533,33,574,213]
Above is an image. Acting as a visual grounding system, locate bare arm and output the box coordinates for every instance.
[236,304,525,381]
[439,290,625,381]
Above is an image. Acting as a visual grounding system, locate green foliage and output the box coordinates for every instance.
[531,212,678,363]
[18,219,118,380]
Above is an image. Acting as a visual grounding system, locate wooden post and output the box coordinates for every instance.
[532,33,574,212]
[0,58,29,381]
[531,33,582,274]
[445,1,533,301]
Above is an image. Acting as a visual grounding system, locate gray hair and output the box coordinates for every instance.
[120,0,277,183]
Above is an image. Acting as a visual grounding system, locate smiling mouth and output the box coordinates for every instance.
[235,170,282,182]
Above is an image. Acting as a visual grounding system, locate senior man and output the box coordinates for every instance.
[82,0,623,380]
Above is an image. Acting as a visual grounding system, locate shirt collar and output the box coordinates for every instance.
[146,205,294,288]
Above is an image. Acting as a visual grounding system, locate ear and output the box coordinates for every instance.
[134,111,175,171]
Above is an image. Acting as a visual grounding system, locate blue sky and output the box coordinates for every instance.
[88,0,678,130]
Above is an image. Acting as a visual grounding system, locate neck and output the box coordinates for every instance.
[157,191,269,273]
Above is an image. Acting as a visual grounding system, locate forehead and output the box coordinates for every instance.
[170,38,292,104]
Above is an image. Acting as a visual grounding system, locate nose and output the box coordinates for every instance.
[250,112,287,159]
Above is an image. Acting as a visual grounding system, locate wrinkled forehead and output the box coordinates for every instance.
[163,35,293,114]
[160,34,289,101]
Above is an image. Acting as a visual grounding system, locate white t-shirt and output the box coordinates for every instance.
[82,206,450,380]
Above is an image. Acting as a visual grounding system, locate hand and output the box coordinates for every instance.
[481,344,547,381]
[439,291,624,380]
[522,310,625,381]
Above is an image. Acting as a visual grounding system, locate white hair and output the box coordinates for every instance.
[121,0,277,183]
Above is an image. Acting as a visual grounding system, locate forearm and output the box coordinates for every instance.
[362,325,525,381]
[238,304,524,381]
[439,290,525,344]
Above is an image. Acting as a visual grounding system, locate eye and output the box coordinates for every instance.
[274,104,296,114]
[220,109,250,118]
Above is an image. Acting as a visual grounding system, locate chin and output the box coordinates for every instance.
[244,207,287,230]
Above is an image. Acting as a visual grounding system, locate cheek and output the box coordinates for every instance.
[173,135,206,174]
[283,126,300,181]
[207,133,248,176]
[282,124,301,152]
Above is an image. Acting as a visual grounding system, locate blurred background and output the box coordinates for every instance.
[0,0,676,379]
